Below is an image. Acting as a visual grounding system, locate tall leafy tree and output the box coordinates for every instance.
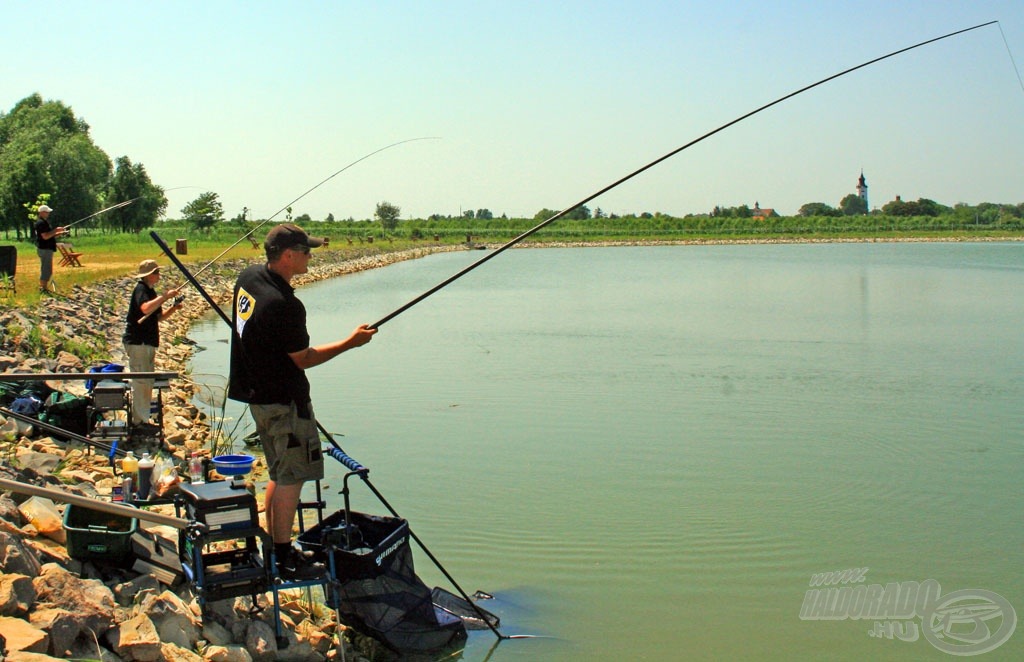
[375,201,400,231]
[0,94,111,238]
[106,156,167,233]
[799,202,840,217]
[182,192,224,231]
[838,194,868,216]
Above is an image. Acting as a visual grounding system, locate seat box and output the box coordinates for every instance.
[93,380,128,409]
[64,502,138,562]
[177,480,259,533]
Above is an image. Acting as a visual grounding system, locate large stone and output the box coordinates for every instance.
[0,495,23,523]
[201,619,235,646]
[66,635,123,662]
[54,351,83,372]
[204,644,254,662]
[0,573,35,616]
[0,531,43,577]
[108,613,162,661]
[138,589,200,650]
[27,607,79,658]
[158,641,204,661]
[31,563,116,637]
[113,573,162,607]
[0,615,49,653]
[4,651,67,662]
[244,619,279,662]
[14,454,62,480]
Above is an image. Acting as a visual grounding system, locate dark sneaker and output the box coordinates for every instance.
[278,549,325,581]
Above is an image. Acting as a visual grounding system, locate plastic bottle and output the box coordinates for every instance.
[188,451,205,485]
[122,450,138,479]
[137,452,155,500]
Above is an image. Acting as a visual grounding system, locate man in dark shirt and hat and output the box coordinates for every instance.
[123,259,182,430]
[229,223,376,579]
[34,205,67,293]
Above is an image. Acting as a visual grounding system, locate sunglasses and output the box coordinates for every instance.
[289,245,310,255]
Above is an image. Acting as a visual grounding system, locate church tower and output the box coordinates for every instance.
[856,171,869,211]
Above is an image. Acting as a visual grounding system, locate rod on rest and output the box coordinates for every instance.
[325,446,368,475]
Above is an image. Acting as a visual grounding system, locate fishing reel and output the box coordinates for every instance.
[173,295,185,306]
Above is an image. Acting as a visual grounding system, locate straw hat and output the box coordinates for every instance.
[132,259,160,279]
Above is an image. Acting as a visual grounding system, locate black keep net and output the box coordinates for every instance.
[298,509,470,654]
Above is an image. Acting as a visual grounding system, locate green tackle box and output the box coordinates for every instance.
[63,502,138,562]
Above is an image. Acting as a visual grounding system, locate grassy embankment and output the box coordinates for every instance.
[3,221,1022,307]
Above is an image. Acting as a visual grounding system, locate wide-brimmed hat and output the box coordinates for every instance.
[132,259,160,279]
[265,223,324,252]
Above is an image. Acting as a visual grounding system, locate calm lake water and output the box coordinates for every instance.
[189,242,1024,661]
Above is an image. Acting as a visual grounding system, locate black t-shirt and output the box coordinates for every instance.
[228,263,311,406]
[123,281,160,346]
[34,219,57,250]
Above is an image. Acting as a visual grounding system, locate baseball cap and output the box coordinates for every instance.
[265,223,324,252]
[38,205,53,213]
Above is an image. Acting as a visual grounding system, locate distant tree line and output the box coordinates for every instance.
[4,94,1022,242]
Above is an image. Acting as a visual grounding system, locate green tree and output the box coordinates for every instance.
[231,207,249,227]
[838,194,868,216]
[476,208,493,220]
[106,156,167,233]
[181,191,224,231]
[565,205,591,220]
[294,213,311,223]
[798,202,840,217]
[375,201,400,231]
[881,197,945,217]
[0,94,112,239]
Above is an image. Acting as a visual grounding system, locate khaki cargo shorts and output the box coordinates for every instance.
[250,401,324,485]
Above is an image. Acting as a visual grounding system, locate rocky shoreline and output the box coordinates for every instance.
[0,244,464,662]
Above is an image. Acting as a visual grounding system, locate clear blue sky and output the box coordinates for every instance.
[4,1,1023,220]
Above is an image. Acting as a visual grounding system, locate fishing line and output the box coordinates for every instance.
[997,21,1024,96]
[64,185,202,231]
[138,138,439,324]
[180,136,439,284]
[369,20,999,329]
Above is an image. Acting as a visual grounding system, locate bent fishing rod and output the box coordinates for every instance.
[181,137,438,283]
[61,198,136,230]
[370,20,998,330]
[137,137,439,324]
[149,231,521,642]
[63,185,206,232]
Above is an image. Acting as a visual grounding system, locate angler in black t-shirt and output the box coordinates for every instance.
[229,223,376,580]
[122,259,182,427]
[33,205,67,293]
